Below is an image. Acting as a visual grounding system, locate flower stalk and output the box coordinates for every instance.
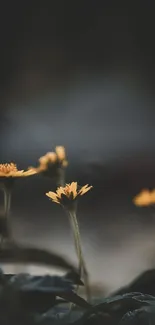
[0,184,12,247]
[56,167,65,187]
[67,209,91,302]
[3,186,12,238]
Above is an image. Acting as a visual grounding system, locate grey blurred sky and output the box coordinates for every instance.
[2,72,155,164]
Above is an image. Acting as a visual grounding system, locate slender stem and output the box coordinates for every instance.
[0,184,5,244]
[4,188,12,218]
[68,210,91,302]
[68,210,83,274]
[2,187,12,242]
[56,168,65,187]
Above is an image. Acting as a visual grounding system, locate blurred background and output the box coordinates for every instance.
[1,1,155,294]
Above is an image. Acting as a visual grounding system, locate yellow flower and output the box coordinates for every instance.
[133,189,154,207]
[38,152,58,172]
[0,163,36,178]
[46,182,92,207]
[30,146,68,175]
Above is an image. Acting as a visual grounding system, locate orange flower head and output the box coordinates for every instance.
[133,189,153,207]
[0,163,37,178]
[38,152,57,171]
[30,146,68,176]
[46,182,92,209]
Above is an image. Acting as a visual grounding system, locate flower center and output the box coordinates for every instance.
[63,185,75,198]
[64,188,70,196]
[0,163,18,174]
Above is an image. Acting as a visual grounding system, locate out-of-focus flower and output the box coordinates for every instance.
[133,189,155,207]
[35,152,57,173]
[46,182,92,208]
[0,163,36,178]
[29,146,68,178]
[55,146,68,166]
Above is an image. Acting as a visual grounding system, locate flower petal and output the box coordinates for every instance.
[70,182,78,199]
[46,192,60,204]
[46,191,58,200]
[78,184,93,196]
[51,198,60,204]
[39,156,49,165]
[133,189,152,206]
[56,187,65,197]
[46,152,57,163]
[23,169,38,176]
[55,146,66,161]
[0,172,5,177]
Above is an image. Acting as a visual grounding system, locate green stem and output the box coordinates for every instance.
[68,210,91,302]
[2,187,12,243]
[68,210,82,273]
[4,189,11,217]
[56,168,65,187]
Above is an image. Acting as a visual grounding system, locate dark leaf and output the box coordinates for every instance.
[59,291,91,309]
[19,275,74,293]
[120,305,155,325]
[0,244,77,272]
[19,275,74,313]
[112,269,155,297]
[64,271,84,286]
[0,269,90,314]
[72,293,151,325]
[90,293,145,315]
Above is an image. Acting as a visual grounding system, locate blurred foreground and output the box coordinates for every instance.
[1,214,155,296]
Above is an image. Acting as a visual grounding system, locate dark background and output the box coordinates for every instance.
[0,1,155,293]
